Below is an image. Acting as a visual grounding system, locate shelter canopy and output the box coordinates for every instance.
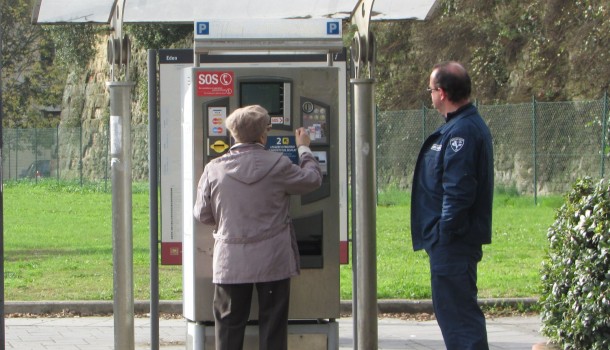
[32,0,438,24]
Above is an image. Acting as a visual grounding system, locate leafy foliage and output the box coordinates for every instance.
[540,177,610,349]
[1,1,192,128]
[125,23,192,50]
[3,0,609,127]
[1,0,66,127]
[372,0,609,110]
[45,24,103,71]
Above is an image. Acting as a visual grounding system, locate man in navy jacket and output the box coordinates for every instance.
[411,61,493,350]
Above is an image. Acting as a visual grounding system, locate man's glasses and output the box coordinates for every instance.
[426,87,440,93]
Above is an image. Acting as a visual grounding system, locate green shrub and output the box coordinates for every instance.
[540,177,610,349]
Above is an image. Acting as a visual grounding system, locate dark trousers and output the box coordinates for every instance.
[427,241,489,350]
[213,278,291,350]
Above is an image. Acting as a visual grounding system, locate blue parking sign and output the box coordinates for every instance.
[196,22,209,35]
[327,21,340,35]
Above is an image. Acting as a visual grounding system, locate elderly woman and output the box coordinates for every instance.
[193,105,322,350]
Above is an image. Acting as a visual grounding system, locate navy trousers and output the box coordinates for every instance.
[213,278,290,350]
[427,241,489,350]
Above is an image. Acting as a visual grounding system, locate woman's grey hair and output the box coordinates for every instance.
[225,105,270,143]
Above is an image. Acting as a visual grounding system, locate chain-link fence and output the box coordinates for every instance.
[3,94,609,197]
[3,128,59,181]
[2,125,149,186]
[378,93,609,197]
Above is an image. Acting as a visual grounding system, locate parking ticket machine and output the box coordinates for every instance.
[167,19,348,349]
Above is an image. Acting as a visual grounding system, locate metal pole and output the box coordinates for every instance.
[532,95,538,205]
[107,81,135,350]
[7,139,10,180]
[350,2,378,348]
[422,103,427,143]
[0,10,6,347]
[16,129,19,180]
[55,127,59,179]
[601,90,608,178]
[34,129,38,183]
[105,126,109,191]
[351,78,378,350]
[349,75,358,350]
[147,49,160,350]
[375,105,379,204]
[79,124,83,186]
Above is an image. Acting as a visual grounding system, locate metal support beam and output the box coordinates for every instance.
[108,81,135,350]
[0,8,5,350]
[350,0,378,349]
[107,1,134,349]
[352,78,378,350]
[148,49,160,350]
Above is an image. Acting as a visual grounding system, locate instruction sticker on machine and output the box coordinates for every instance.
[267,136,298,164]
[208,107,227,136]
[197,71,234,97]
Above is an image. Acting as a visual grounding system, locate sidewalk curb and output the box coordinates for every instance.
[5,298,538,316]
[348,298,538,314]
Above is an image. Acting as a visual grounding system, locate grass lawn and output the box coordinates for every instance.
[3,180,562,301]
[345,191,563,300]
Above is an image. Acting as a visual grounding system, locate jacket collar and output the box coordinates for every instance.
[230,142,265,153]
[438,103,477,134]
[446,102,473,122]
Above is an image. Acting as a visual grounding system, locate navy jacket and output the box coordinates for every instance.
[411,104,493,251]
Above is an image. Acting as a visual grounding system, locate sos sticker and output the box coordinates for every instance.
[196,71,234,97]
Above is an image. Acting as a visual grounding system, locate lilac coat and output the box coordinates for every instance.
[193,143,322,284]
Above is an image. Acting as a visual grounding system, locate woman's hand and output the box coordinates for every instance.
[295,127,311,147]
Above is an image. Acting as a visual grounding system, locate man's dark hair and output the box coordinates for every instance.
[432,61,471,103]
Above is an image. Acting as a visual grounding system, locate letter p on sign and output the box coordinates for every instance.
[327,21,340,35]
[197,22,209,35]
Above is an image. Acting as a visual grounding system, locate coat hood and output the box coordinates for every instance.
[222,145,283,184]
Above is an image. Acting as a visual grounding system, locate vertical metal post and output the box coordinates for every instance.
[107,81,135,350]
[0,11,5,347]
[106,2,134,348]
[34,129,38,183]
[422,103,427,143]
[148,49,160,350]
[351,78,378,350]
[351,1,378,348]
[7,141,10,180]
[105,126,110,191]
[375,105,379,203]
[601,90,608,178]
[79,124,83,186]
[349,74,359,350]
[532,96,538,205]
[16,129,19,180]
[55,127,59,179]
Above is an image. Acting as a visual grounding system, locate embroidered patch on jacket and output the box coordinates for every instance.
[431,144,442,151]
[450,137,465,152]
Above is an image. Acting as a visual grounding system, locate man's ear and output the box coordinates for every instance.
[439,88,447,101]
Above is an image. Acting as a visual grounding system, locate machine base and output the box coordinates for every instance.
[186,319,339,350]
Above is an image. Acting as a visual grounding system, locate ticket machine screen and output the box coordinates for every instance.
[240,82,283,114]
[240,81,292,129]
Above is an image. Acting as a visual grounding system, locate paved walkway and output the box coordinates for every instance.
[5,315,547,349]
